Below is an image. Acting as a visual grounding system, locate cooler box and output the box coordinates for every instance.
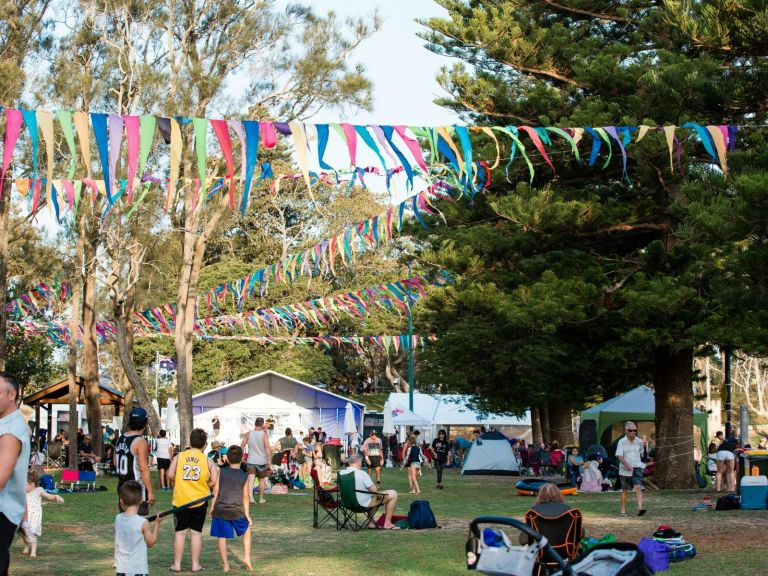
[740,475,768,510]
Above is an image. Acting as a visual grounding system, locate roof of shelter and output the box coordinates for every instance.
[23,376,125,407]
[192,370,365,411]
[387,392,530,426]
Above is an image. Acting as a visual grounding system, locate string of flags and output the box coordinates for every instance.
[1,105,739,222]
[9,270,452,345]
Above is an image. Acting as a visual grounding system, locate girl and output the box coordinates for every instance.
[402,435,423,494]
[20,470,64,558]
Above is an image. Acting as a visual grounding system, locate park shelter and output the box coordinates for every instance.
[579,385,709,450]
[191,370,365,446]
[23,376,125,442]
[461,431,520,476]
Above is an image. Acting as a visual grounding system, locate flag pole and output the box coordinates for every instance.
[155,350,160,400]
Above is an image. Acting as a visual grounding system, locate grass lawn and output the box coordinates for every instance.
[10,467,768,575]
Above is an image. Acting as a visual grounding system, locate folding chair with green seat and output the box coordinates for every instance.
[524,508,583,576]
[336,471,383,531]
[310,468,341,529]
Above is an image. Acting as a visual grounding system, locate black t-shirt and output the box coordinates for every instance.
[718,437,737,453]
[431,439,449,462]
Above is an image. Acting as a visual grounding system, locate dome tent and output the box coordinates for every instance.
[461,431,520,476]
[579,385,709,450]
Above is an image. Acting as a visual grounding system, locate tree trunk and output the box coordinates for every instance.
[531,405,543,445]
[541,404,551,444]
[67,227,85,470]
[82,223,102,458]
[0,180,10,371]
[548,399,574,445]
[653,345,696,489]
[113,289,161,435]
[384,353,405,393]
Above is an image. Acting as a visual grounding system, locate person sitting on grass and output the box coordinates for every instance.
[114,480,162,576]
[19,469,64,558]
[209,445,252,573]
[341,453,400,529]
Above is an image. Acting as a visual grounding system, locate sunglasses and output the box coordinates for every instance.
[626,429,637,432]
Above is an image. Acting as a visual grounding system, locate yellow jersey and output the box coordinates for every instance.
[172,448,211,507]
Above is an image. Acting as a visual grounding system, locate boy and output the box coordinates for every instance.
[115,480,162,576]
[168,428,219,573]
[209,446,252,572]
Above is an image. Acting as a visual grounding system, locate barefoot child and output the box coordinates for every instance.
[115,480,162,576]
[19,470,64,558]
[210,445,252,572]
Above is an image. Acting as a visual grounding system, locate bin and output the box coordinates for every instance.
[323,444,342,469]
[740,475,768,510]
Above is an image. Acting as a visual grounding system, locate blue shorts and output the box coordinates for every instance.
[210,516,250,539]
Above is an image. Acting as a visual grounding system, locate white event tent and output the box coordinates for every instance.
[191,370,365,447]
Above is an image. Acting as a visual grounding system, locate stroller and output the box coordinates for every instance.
[467,516,651,576]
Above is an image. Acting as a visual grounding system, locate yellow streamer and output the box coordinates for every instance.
[289,123,314,201]
[168,118,182,208]
[636,125,652,142]
[480,127,501,170]
[437,127,465,178]
[663,126,676,172]
[36,111,56,218]
[706,126,728,174]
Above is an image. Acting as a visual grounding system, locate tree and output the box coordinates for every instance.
[418,0,768,486]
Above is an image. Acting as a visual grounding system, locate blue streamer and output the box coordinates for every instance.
[584,127,602,167]
[241,121,260,215]
[91,113,112,202]
[21,110,39,185]
[380,125,415,190]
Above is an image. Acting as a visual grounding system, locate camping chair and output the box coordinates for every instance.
[310,468,341,529]
[524,508,583,576]
[46,442,66,469]
[59,469,79,490]
[78,470,97,490]
[336,471,383,531]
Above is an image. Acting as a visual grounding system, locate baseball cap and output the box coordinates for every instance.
[128,407,149,429]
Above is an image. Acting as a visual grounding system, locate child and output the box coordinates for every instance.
[209,445,252,572]
[20,470,64,558]
[115,480,162,576]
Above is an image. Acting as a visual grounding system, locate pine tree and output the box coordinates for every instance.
[418,0,768,487]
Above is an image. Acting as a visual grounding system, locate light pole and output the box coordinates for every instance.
[407,260,414,411]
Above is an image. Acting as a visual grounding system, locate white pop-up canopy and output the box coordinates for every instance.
[191,370,365,446]
[387,392,530,427]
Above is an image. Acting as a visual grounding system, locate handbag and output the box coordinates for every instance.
[471,528,543,576]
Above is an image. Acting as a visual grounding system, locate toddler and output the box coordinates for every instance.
[20,470,64,558]
[115,480,162,576]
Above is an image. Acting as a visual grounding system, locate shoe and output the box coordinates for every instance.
[377,481,381,487]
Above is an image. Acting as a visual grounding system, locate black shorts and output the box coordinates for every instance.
[156,458,171,471]
[620,468,644,491]
[174,502,209,532]
[367,456,382,468]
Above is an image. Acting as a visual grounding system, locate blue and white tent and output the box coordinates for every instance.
[461,431,520,476]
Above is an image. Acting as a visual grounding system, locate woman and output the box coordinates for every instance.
[580,456,604,493]
[429,430,450,489]
[154,429,174,491]
[549,441,565,476]
[566,448,584,485]
[402,435,423,494]
[520,483,583,551]
[715,430,737,492]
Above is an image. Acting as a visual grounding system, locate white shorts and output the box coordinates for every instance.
[716,451,735,461]
[410,462,421,469]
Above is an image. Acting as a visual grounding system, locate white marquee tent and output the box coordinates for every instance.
[191,371,365,447]
[387,392,530,428]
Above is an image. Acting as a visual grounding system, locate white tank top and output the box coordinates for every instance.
[247,429,268,465]
[114,513,148,575]
[155,437,172,459]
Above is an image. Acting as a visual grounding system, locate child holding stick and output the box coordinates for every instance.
[114,480,162,576]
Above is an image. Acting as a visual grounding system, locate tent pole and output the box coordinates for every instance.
[407,260,414,411]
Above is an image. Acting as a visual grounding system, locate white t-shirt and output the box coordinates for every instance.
[114,513,148,575]
[340,467,374,507]
[155,437,172,460]
[615,436,645,476]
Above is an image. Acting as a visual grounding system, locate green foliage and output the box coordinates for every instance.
[415,0,768,421]
[5,334,59,393]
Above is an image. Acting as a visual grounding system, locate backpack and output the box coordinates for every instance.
[715,493,741,510]
[638,537,670,572]
[408,499,437,529]
[40,475,55,491]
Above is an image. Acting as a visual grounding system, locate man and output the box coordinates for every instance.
[275,427,298,452]
[341,453,399,529]
[114,407,156,514]
[316,427,327,444]
[0,372,30,576]
[211,415,221,441]
[429,429,450,489]
[615,421,646,516]
[362,430,384,486]
[241,417,271,504]
[168,428,219,573]
[77,434,99,467]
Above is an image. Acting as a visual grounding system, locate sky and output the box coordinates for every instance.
[278,0,460,126]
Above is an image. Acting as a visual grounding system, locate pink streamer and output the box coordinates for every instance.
[517,126,556,175]
[394,126,428,172]
[340,123,358,166]
[260,122,278,148]
[1,109,24,186]
[211,120,235,209]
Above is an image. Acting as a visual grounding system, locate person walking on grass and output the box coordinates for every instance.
[616,421,646,516]
[209,445,252,573]
[402,434,423,494]
[429,430,450,489]
[362,430,384,487]
[115,480,163,576]
[241,417,271,504]
[19,469,64,558]
[168,428,219,573]
[0,372,30,576]
[155,429,174,491]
